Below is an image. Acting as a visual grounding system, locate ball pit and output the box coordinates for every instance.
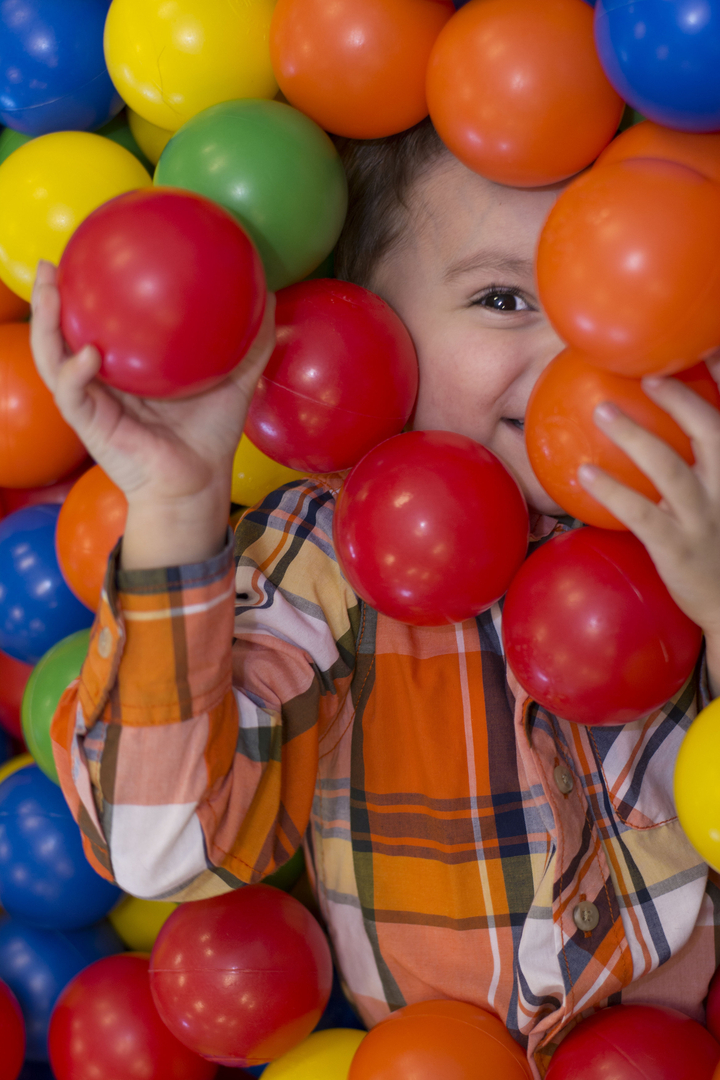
[231,434,305,508]
[108,896,178,954]
[127,108,173,165]
[674,696,720,873]
[55,466,127,611]
[0,460,91,516]
[263,1028,366,1079]
[21,630,90,785]
[0,650,32,741]
[597,119,720,182]
[0,976,24,1080]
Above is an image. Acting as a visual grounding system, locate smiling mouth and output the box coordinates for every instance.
[503,418,525,432]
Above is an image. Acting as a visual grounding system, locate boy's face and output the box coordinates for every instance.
[372,155,567,516]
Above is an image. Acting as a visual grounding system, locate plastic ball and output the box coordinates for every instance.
[58,188,266,398]
[0,764,121,929]
[426,0,623,187]
[21,629,90,785]
[708,965,720,1042]
[334,430,529,626]
[108,896,178,954]
[0,459,92,516]
[0,131,151,300]
[245,280,418,473]
[232,434,305,508]
[0,977,24,1080]
[545,1003,720,1079]
[263,1029,366,1080]
[525,352,720,529]
[0,324,87,489]
[149,884,333,1067]
[503,527,702,725]
[348,1000,532,1080]
[127,108,173,165]
[96,111,154,172]
[674,696,720,872]
[104,0,278,132]
[0,650,32,741]
[0,916,124,1062]
[270,0,453,139]
[536,158,720,377]
[0,129,31,167]
[0,278,28,323]
[49,954,217,1080]
[594,0,720,133]
[0,0,122,136]
[0,754,34,788]
[56,466,127,611]
[155,99,348,291]
[597,119,720,183]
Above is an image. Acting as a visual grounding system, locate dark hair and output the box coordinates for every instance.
[333,117,449,288]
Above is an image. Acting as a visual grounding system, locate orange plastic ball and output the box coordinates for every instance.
[270,0,454,139]
[348,1000,532,1080]
[526,350,720,529]
[56,465,128,611]
[537,159,720,377]
[0,323,87,488]
[0,277,29,324]
[597,120,720,183]
[426,0,623,187]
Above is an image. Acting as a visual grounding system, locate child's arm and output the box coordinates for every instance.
[578,365,720,699]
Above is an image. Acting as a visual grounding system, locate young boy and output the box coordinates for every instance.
[31,118,720,1076]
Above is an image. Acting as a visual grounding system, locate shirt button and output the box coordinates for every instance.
[573,901,600,933]
[554,764,574,795]
[97,626,113,659]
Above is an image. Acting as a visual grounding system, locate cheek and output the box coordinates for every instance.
[412,331,510,439]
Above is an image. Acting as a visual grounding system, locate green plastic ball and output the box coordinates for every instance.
[155,98,348,291]
[21,629,90,784]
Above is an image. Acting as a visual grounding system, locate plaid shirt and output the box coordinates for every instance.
[51,476,719,1078]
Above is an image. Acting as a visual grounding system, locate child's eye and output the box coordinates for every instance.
[474,289,532,312]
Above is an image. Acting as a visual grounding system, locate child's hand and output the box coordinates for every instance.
[577,370,720,696]
[31,260,277,569]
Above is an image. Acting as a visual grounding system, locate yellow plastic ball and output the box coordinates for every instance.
[262,1029,366,1079]
[104,0,279,132]
[108,895,178,953]
[674,696,720,871]
[0,753,34,788]
[0,132,151,300]
[232,433,306,507]
[127,109,173,166]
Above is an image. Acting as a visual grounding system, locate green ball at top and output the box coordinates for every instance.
[155,99,348,292]
[21,629,90,785]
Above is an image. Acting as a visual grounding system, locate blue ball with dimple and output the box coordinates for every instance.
[595,0,720,132]
[0,0,123,135]
[0,504,93,665]
[0,764,121,931]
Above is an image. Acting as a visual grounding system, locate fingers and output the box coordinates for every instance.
[30,260,66,392]
[230,292,277,394]
[642,375,720,493]
[53,345,103,431]
[577,462,679,542]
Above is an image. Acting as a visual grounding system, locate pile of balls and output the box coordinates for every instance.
[0,0,720,1077]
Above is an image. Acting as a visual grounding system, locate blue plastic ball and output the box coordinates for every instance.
[595,0,720,132]
[0,0,123,135]
[0,915,124,1060]
[0,764,121,930]
[0,504,94,665]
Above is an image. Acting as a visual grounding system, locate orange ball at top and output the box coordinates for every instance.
[597,120,720,183]
[348,999,532,1080]
[426,0,623,187]
[56,465,128,612]
[270,0,454,139]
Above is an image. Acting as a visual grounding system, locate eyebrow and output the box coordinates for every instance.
[443,249,534,282]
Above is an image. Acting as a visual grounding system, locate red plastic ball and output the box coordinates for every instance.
[56,465,128,611]
[149,884,333,1068]
[545,1004,720,1080]
[245,280,418,474]
[0,649,32,741]
[48,954,216,1080]
[707,967,720,1043]
[334,430,529,626]
[58,188,266,399]
[0,976,24,1080]
[502,527,702,725]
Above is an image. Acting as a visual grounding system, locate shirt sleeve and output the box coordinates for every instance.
[50,478,360,901]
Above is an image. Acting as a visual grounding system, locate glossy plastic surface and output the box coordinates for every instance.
[271,0,453,139]
[0,505,93,664]
[674,696,720,873]
[246,280,418,473]
[0,977,24,1080]
[0,765,121,928]
[0,278,28,324]
[49,955,217,1080]
[104,0,278,131]
[149,884,333,1067]
[526,352,720,529]
[155,99,348,292]
[264,1029,366,1079]
[597,120,720,182]
[0,917,124,1062]
[537,159,720,376]
[503,528,702,725]
[108,896,178,954]
[56,465,127,611]
[334,430,529,626]
[0,650,32,741]
[127,109,173,165]
[231,434,305,508]
[349,1000,532,1080]
[0,0,122,135]
[21,630,90,784]
[0,132,151,300]
[594,0,720,132]
[1,460,92,516]
[58,188,266,399]
[0,324,87,488]
[427,0,622,187]
[545,1004,720,1079]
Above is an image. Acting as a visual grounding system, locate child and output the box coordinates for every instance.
[31,118,720,1077]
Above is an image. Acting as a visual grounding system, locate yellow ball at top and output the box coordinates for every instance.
[263,1029,366,1080]
[232,433,306,508]
[0,753,34,789]
[104,0,279,132]
[674,696,720,871]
